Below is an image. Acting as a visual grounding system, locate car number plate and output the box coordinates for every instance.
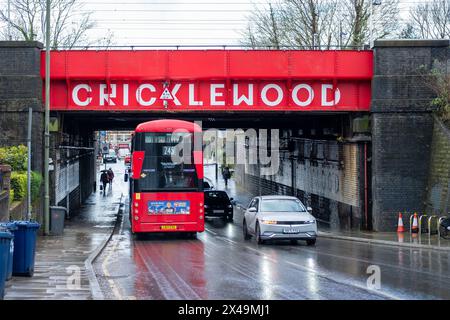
[283,228,300,234]
[213,210,224,213]
[161,225,177,230]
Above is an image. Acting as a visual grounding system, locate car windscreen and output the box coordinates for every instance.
[260,199,306,212]
[135,132,199,191]
[205,192,229,204]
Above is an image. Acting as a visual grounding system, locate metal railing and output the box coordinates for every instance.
[407,212,449,241]
[419,214,428,234]
[428,215,439,236]
[52,44,369,51]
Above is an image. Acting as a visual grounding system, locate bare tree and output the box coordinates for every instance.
[0,0,111,49]
[241,1,287,48]
[242,0,400,49]
[280,0,339,49]
[242,0,339,49]
[341,0,399,46]
[408,0,450,39]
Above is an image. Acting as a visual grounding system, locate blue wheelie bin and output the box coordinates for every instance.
[11,221,40,277]
[0,229,13,299]
[0,222,17,280]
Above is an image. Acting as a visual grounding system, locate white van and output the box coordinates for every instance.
[117,148,130,159]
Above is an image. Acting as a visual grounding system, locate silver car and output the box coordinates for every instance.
[243,196,317,245]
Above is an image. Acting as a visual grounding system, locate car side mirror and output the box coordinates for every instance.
[124,173,128,182]
[248,207,257,213]
[307,206,312,213]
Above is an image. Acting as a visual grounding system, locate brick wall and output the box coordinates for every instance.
[0,42,44,171]
[235,138,367,230]
[425,117,450,215]
[371,39,449,231]
[0,41,44,223]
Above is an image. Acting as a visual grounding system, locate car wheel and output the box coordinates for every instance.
[306,239,316,246]
[227,214,233,222]
[243,219,251,240]
[255,222,264,245]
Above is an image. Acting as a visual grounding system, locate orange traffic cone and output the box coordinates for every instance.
[411,212,419,233]
[397,232,404,243]
[397,212,405,232]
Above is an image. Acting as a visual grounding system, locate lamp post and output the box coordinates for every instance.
[370,0,382,48]
[44,0,51,234]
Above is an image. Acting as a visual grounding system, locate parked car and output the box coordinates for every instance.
[204,190,234,222]
[203,179,214,191]
[242,195,317,245]
[103,150,117,163]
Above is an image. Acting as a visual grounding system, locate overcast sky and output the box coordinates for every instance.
[0,0,435,47]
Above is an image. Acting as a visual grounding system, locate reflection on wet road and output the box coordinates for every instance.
[94,187,450,300]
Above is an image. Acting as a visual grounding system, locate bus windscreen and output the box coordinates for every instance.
[135,132,199,191]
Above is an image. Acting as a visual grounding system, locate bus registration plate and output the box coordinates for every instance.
[161,225,177,230]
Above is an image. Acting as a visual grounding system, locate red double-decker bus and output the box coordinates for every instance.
[126,119,204,236]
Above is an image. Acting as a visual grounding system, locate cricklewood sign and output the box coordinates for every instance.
[43,50,372,112]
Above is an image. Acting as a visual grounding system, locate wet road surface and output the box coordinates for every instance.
[94,171,450,300]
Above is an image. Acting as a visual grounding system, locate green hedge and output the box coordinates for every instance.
[31,171,42,201]
[0,145,28,171]
[10,171,42,202]
[9,189,14,205]
[10,172,27,201]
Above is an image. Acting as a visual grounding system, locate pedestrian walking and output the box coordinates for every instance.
[222,166,231,187]
[107,168,115,189]
[100,171,109,196]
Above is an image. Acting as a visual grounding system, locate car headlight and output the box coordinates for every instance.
[261,220,277,225]
[306,220,316,224]
[227,204,233,208]
[204,205,209,209]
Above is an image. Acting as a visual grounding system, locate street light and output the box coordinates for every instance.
[370,0,382,48]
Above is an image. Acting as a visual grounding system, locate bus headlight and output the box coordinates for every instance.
[199,215,203,220]
[134,215,139,221]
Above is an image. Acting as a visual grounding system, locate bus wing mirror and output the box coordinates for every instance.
[124,173,129,182]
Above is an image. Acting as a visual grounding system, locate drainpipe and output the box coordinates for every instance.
[291,156,296,197]
[66,159,69,217]
[364,142,368,230]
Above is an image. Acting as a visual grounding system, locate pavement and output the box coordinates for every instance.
[3,161,125,300]
[204,165,450,252]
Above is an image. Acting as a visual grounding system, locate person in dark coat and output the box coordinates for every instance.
[222,166,231,187]
[100,171,109,196]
